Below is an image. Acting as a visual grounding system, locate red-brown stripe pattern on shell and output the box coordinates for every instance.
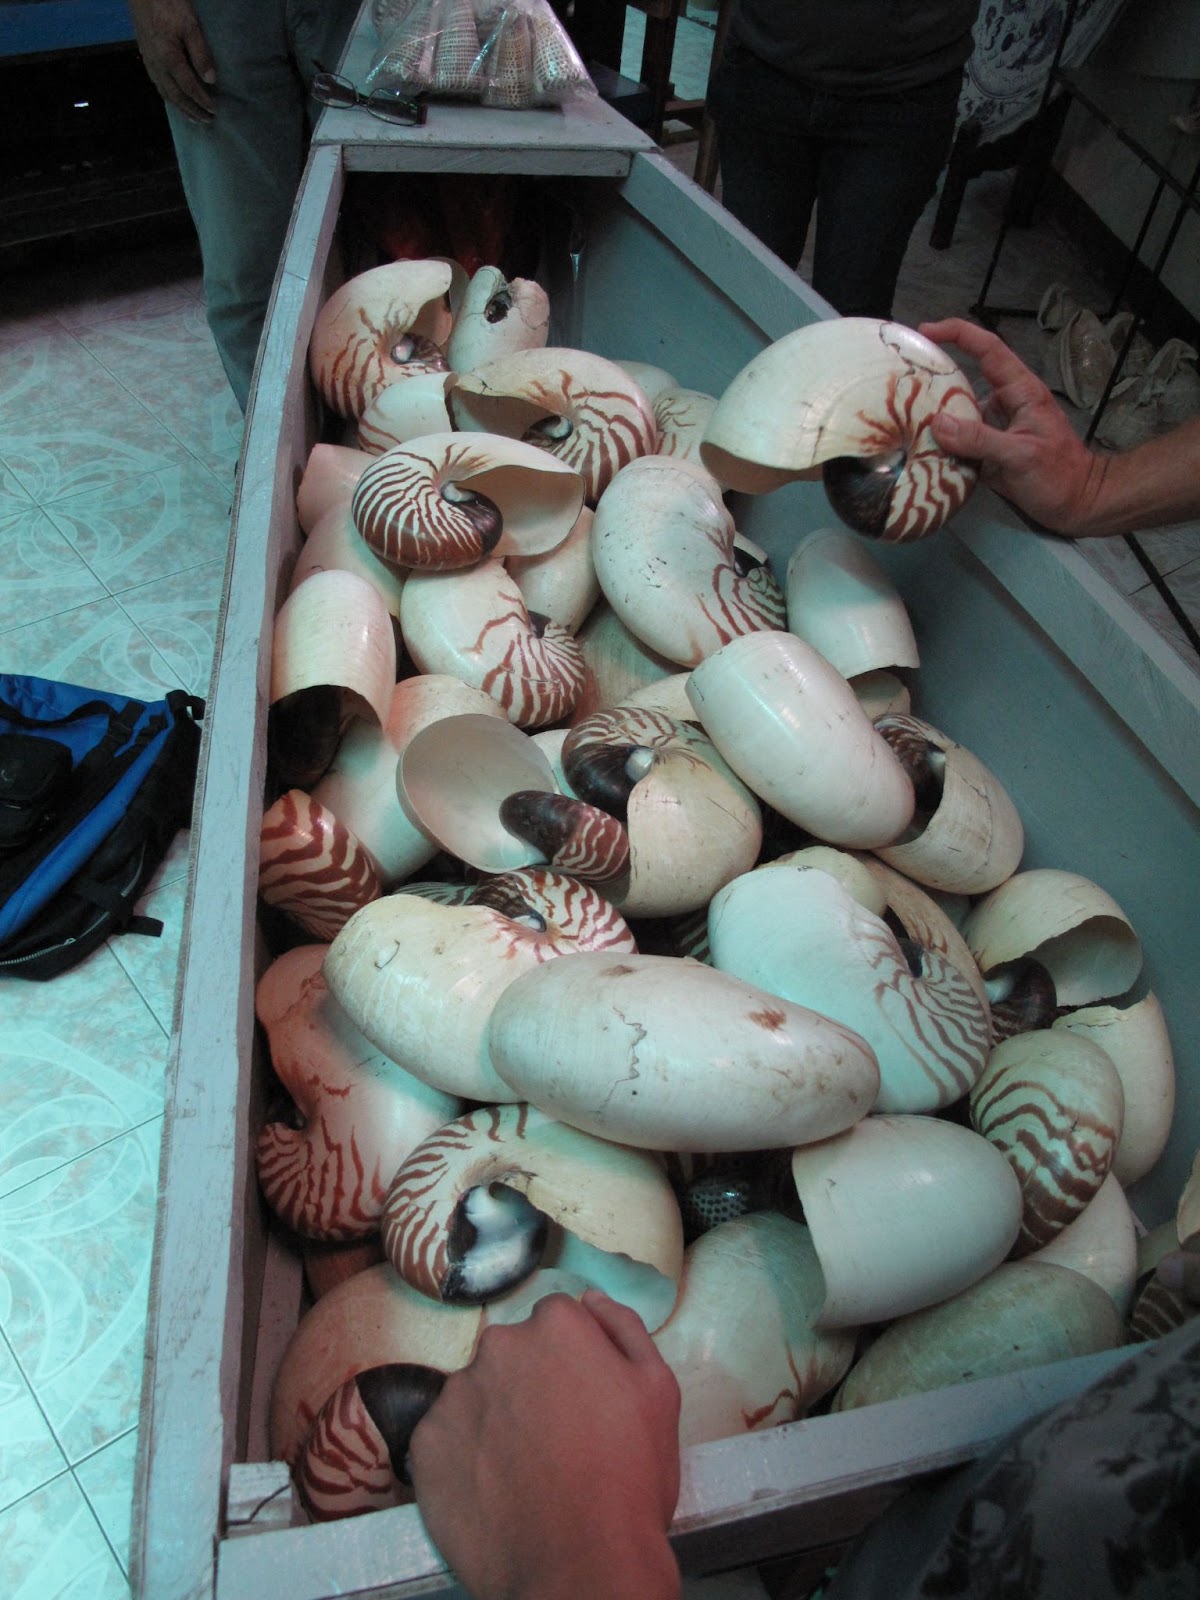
[255,1110,392,1242]
[564,705,680,787]
[475,868,637,953]
[522,370,656,501]
[475,607,585,728]
[295,1378,399,1520]
[847,370,978,542]
[259,791,381,939]
[351,441,503,570]
[315,316,447,420]
[1128,1275,1190,1343]
[498,791,631,882]
[743,558,788,630]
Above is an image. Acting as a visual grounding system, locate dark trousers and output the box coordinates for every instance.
[708,43,962,320]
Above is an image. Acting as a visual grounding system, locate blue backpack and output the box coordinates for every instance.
[0,675,204,980]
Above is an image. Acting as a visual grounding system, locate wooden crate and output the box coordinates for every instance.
[131,124,1200,1600]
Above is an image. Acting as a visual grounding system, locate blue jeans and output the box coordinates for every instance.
[708,42,962,319]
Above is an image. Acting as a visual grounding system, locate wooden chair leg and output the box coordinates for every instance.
[693,0,734,193]
[929,119,982,250]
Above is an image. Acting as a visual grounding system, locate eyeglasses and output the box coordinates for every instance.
[310,70,427,126]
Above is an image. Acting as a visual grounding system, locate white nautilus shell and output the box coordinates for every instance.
[871,712,1025,895]
[613,359,678,406]
[254,945,459,1240]
[296,443,374,533]
[620,673,696,723]
[500,706,763,918]
[700,319,982,541]
[270,569,396,728]
[356,371,455,455]
[324,869,635,1102]
[399,557,585,728]
[790,1113,1023,1328]
[1052,993,1175,1187]
[446,266,551,373]
[785,526,919,680]
[381,1102,682,1328]
[290,504,408,618]
[686,630,915,849]
[855,852,990,1013]
[709,866,991,1114]
[351,432,584,572]
[653,1213,857,1447]
[573,600,679,722]
[650,386,718,466]
[309,259,455,418]
[486,951,881,1151]
[963,868,1144,1008]
[831,1260,1125,1413]
[507,505,599,635]
[259,790,382,939]
[448,348,658,502]
[591,455,785,667]
[1027,1171,1138,1313]
[969,1028,1125,1256]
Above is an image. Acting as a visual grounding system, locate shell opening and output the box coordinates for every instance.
[443,1182,549,1303]
[523,414,574,445]
[439,481,503,552]
[389,333,448,369]
[355,1363,447,1484]
[823,449,905,540]
[485,290,514,324]
[985,957,1060,1042]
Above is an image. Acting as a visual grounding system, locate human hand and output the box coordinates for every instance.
[409,1289,682,1600]
[918,317,1109,536]
[127,0,217,123]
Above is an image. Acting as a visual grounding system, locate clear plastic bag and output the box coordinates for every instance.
[367,0,596,109]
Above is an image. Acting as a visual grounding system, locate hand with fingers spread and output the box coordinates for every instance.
[127,0,217,123]
[409,1290,683,1600]
[919,316,1200,539]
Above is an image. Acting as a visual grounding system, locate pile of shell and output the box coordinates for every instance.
[257,258,1191,1524]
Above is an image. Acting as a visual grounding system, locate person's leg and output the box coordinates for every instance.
[707,40,821,271]
[810,72,962,320]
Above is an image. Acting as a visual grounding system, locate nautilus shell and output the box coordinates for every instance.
[351,433,584,572]
[785,526,919,681]
[296,443,373,533]
[381,1102,682,1327]
[653,1213,856,1447]
[309,259,455,418]
[700,319,981,541]
[591,455,785,666]
[324,870,635,1101]
[709,866,991,1114]
[259,790,381,939]
[1027,1171,1138,1312]
[650,385,718,466]
[254,946,458,1239]
[399,557,586,728]
[1053,993,1175,1186]
[573,600,679,722]
[969,1028,1125,1256]
[446,266,550,373]
[356,371,456,456]
[853,852,990,1013]
[270,570,396,730]
[290,505,407,619]
[486,951,881,1151]
[449,348,658,502]
[507,505,599,635]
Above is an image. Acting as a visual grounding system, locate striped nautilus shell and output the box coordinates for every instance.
[591,455,786,667]
[380,1101,682,1326]
[356,370,455,456]
[501,705,763,917]
[309,259,456,419]
[399,557,586,728]
[351,432,584,572]
[709,865,991,1114]
[254,945,458,1241]
[650,384,718,467]
[258,790,381,940]
[970,1028,1125,1256]
[448,348,658,502]
[700,319,982,542]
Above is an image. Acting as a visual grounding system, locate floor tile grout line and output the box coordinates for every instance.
[0,1110,167,1207]
[71,1455,133,1578]
[0,1323,72,1501]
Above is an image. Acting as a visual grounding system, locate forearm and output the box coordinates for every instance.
[1055,416,1200,538]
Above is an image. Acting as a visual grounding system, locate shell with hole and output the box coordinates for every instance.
[686,631,914,848]
[700,318,981,541]
[591,455,786,666]
[381,1102,682,1327]
[270,569,397,732]
[486,950,881,1151]
[324,869,635,1101]
[254,945,459,1240]
[446,266,550,372]
[449,348,657,502]
[309,259,455,418]
[351,432,584,572]
[709,865,991,1113]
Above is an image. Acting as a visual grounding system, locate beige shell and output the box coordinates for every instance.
[381,1102,682,1329]
[573,600,679,722]
[448,348,658,502]
[507,505,600,634]
[872,713,1025,895]
[486,951,881,1152]
[651,386,719,466]
[700,319,981,542]
[290,504,407,618]
[686,630,914,849]
[302,1237,386,1301]
[785,526,919,679]
[351,432,584,571]
[254,945,459,1239]
[969,1029,1125,1255]
[620,673,697,724]
[296,443,374,533]
[653,1213,856,1447]
[399,557,585,728]
[591,455,786,667]
[790,1113,1023,1328]
[270,570,396,728]
[963,868,1143,1007]
[258,790,381,939]
[446,266,550,373]
[769,846,890,920]
[356,371,455,455]
[851,669,911,720]
[856,853,990,1014]
[709,866,991,1114]
[309,259,454,418]
[613,359,678,406]
[1027,1171,1138,1314]
[832,1260,1125,1412]
[1053,993,1175,1186]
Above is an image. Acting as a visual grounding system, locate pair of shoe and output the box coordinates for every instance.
[1038,285,1156,410]
[1093,336,1200,450]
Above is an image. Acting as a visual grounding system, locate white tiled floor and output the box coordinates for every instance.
[1,9,1199,1596]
